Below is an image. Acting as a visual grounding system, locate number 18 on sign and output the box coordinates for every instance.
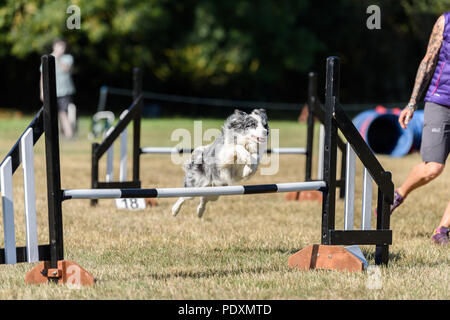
[115,198,146,210]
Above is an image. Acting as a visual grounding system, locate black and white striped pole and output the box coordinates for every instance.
[63,181,327,200]
[140,147,307,155]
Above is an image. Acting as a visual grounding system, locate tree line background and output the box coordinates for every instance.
[0,0,448,117]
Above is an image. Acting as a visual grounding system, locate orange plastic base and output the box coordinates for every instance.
[25,260,95,286]
[285,191,322,203]
[285,191,300,201]
[145,198,158,207]
[288,244,363,272]
[299,190,322,202]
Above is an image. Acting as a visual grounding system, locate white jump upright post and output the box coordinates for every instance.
[361,168,373,230]
[317,124,325,180]
[344,142,356,230]
[119,110,129,182]
[0,157,17,264]
[344,164,372,268]
[20,128,39,263]
[342,142,370,267]
[105,127,115,182]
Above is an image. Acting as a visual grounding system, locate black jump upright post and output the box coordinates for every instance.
[132,67,142,185]
[321,57,339,244]
[25,55,94,286]
[376,171,392,265]
[91,142,100,206]
[41,54,64,272]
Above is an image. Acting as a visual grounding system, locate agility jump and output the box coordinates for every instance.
[0,55,393,285]
[90,69,348,206]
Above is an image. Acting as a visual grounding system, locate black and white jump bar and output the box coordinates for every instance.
[63,181,326,200]
[140,147,307,155]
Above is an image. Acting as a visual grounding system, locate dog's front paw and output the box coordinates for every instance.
[242,164,253,177]
[218,147,236,167]
[235,145,251,165]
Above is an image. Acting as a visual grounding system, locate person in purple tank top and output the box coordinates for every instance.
[395,14,450,245]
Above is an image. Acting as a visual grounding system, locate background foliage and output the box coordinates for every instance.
[0,0,448,115]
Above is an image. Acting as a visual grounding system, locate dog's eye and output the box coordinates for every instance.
[245,119,257,129]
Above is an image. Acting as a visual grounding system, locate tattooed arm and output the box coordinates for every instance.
[399,15,445,128]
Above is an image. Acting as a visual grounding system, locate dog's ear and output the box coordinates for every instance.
[234,109,247,116]
[252,108,268,122]
[226,109,247,131]
[254,108,269,133]
[251,108,266,116]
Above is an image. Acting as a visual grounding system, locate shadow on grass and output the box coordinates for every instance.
[212,247,301,255]
[145,265,284,280]
[106,247,301,282]
[363,248,405,264]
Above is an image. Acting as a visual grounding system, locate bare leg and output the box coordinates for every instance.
[397,162,444,198]
[59,111,73,138]
[438,200,450,228]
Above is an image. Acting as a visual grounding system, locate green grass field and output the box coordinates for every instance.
[0,115,448,299]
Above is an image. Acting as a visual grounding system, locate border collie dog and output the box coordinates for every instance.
[172,109,269,218]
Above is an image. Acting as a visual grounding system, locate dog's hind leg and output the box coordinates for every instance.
[172,197,193,216]
[197,195,220,218]
[197,197,208,218]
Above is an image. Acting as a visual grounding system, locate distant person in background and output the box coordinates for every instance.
[40,39,76,138]
[395,14,449,245]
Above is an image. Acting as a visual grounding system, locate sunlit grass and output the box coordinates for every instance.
[0,115,448,299]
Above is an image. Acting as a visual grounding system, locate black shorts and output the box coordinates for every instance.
[57,95,73,112]
[420,102,450,164]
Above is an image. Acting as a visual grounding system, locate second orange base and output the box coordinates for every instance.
[145,198,158,207]
[285,191,322,203]
[288,244,363,272]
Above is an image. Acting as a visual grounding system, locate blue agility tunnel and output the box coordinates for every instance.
[353,106,424,157]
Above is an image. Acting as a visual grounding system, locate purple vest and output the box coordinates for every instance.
[424,12,450,107]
